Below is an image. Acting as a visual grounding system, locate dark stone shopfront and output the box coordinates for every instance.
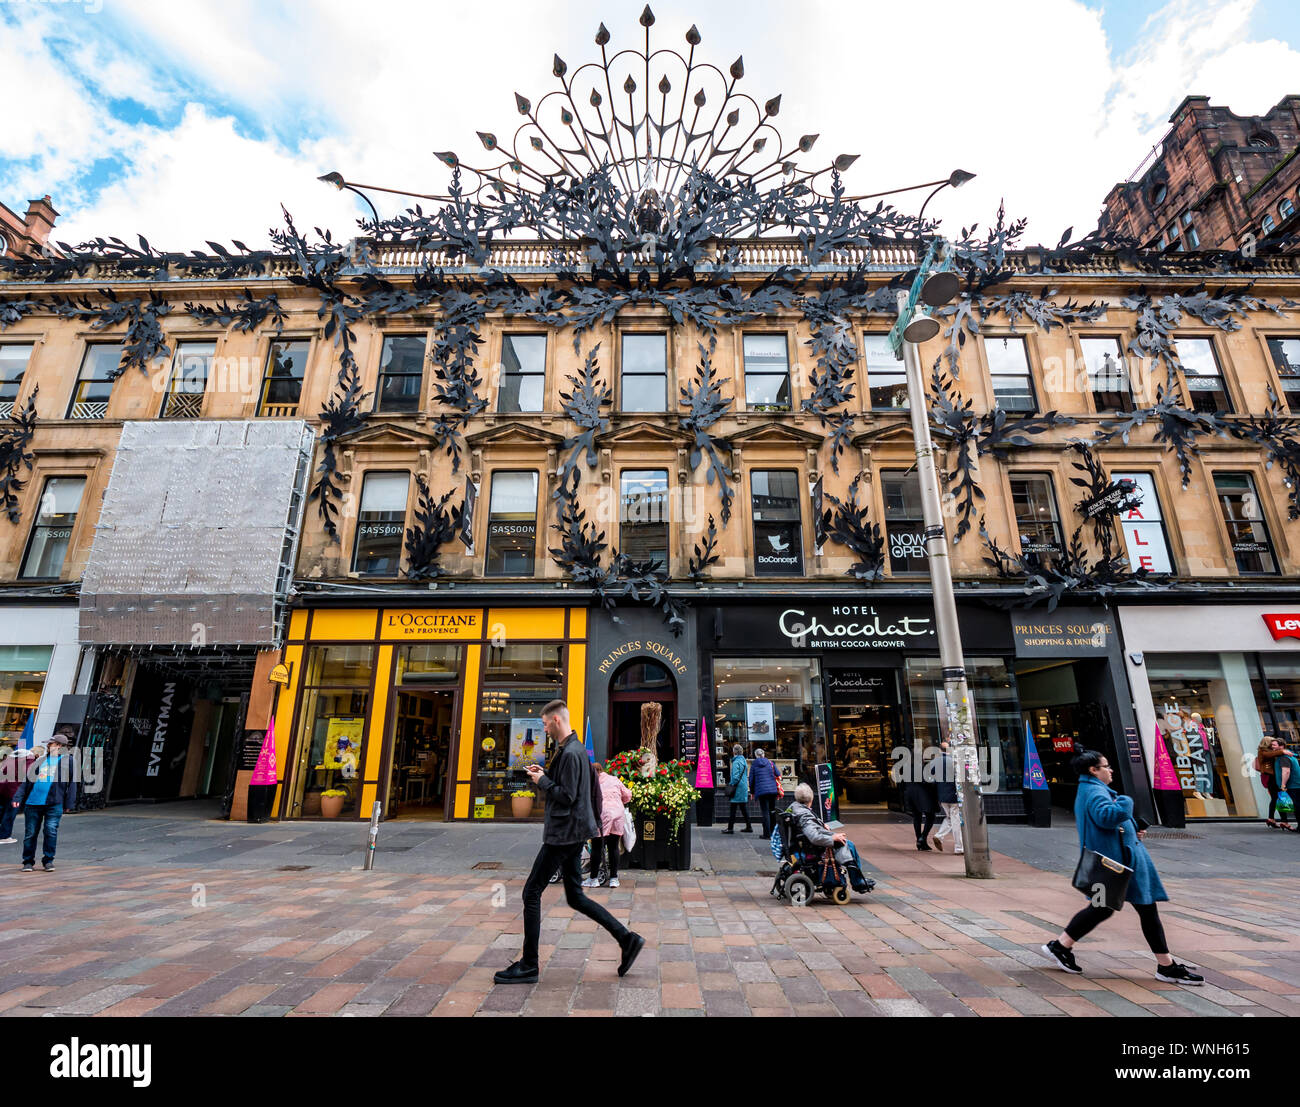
[694,598,1149,824]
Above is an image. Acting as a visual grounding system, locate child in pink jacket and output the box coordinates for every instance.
[584,766,632,888]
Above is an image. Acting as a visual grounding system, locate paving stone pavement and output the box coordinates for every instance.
[1,809,1298,1017]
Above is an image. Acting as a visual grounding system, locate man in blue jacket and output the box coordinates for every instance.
[13,733,78,873]
[495,700,644,985]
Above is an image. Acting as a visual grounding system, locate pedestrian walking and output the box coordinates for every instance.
[904,749,940,851]
[931,739,963,854]
[1040,748,1203,985]
[0,735,27,845]
[721,744,752,834]
[13,734,77,872]
[749,747,780,838]
[495,700,644,985]
[1256,737,1287,828]
[1273,743,1300,832]
[583,763,631,888]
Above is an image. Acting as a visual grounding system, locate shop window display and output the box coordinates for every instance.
[387,644,463,817]
[474,643,564,819]
[713,657,826,786]
[1148,656,1246,817]
[0,645,52,743]
[287,644,375,818]
[1252,657,1300,754]
[825,670,899,806]
[904,658,1022,793]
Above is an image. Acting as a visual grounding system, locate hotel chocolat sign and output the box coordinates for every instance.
[775,605,935,649]
[1012,612,1113,656]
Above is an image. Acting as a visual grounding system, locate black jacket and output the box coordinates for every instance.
[537,733,599,845]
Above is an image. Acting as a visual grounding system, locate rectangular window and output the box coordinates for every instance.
[1009,474,1063,567]
[713,657,826,779]
[1214,472,1277,574]
[751,469,803,576]
[476,643,564,818]
[1182,212,1200,248]
[1175,337,1231,413]
[376,335,425,414]
[0,344,33,418]
[619,469,669,569]
[1266,336,1300,412]
[985,336,1036,412]
[66,345,120,419]
[1112,471,1174,573]
[159,341,216,418]
[0,645,52,745]
[620,333,667,411]
[19,476,86,579]
[1079,336,1133,413]
[864,333,907,410]
[258,339,310,416]
[485,471,538,576]
[351,471,409,575]
[498,334,546,414]
[742,334,790,411]
[882,470,926,573]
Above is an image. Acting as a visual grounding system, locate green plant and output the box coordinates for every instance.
[605,749,700,844]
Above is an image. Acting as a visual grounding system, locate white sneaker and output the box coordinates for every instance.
[0,838,16,845]
[609,878,620,888]
[581,877,599,888]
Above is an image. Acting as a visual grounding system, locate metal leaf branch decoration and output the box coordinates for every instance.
[403,475,464,580]
[556,345,612,480]
[679,342,735,524]
[687,513,721,581]
[1067,442,1142,559]
[822,475,887,582]
[0,389,38,524]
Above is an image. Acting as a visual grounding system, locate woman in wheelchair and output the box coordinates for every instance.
[773,783,875,904]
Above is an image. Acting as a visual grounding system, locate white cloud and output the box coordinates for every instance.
[5,0,1300,250]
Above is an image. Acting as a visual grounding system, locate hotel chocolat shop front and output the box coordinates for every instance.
[699,599,1145,822]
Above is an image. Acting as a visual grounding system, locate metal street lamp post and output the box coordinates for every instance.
[893,170,993,879]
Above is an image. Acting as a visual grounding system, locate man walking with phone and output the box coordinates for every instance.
[495,699,644,985]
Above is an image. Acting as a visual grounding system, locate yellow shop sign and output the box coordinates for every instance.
[381,609,482,640]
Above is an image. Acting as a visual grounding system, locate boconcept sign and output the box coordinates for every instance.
[778,605,935,648]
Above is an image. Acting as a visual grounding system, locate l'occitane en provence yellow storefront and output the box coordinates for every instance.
[274,606,588,821]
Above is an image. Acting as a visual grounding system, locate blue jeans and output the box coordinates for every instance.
[22,804,62,866]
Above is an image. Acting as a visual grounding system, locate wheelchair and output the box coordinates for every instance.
[769,808,874,907]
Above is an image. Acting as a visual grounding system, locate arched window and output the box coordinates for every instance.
[1262,214,1276,235]
[1281,198,1295,222]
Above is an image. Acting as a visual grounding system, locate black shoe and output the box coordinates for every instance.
[1040,940,1083,975]
[1155,961,1204,986]
[741,826,753,833]
[618,932,645,977]
[41,861,53,872]
[720,829,735,835]
[493,960,538,985]
[21,863,33,872]
[916,838,932,852]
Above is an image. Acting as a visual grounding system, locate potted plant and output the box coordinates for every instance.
[511,788,536,818]
[607,748,700,870]
[319,789,347,818]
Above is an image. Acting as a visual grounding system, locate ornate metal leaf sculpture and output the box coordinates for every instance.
[556,344,611,479]
[823,475,887,582]
[679,342,735,524]
[1068,442,1141,559]
[309,355,370,541]
[1094,386,1228,487]
[687,513,721,582]
[404,474,463,580]
[0,388,38,524]
[1228,389,1300,519]
[183,290,286,335]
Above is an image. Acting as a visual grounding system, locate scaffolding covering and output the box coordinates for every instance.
[79,420,314,647]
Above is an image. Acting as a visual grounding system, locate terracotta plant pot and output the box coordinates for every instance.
[302,791,322,817]
[320,794,345,818]
[511,796,535,818]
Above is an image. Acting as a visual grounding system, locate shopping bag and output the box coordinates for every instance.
[622,807,637,853]
[1278,791,1295,815]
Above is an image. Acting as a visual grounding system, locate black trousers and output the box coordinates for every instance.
[522,841,628,968]
[726,802,752,830]
[588,833,621,880]
[912,811,936,840]
[757,794,777,837]
[1064,900,1169,955]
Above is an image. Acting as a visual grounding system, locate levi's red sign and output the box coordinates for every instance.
[1263,613,1300,641]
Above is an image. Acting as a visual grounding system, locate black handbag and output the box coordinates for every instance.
[1071,827,1133,911]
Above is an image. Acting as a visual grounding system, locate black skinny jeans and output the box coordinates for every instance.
[727,802,752,830]
[1064,901,1169,955]
[588,833,621,880]
[912,811,936,840]
[522,841,628,968]
[757,794,777,837]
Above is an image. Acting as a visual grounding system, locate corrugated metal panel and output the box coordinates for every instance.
[79,420,314,647]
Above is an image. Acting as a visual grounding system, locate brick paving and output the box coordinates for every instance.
[1,816,1298,1016]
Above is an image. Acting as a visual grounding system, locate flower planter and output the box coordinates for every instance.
[319,794,345,818]
[302,791,322,817]
[626,813,692,871]
[511,795,535,818]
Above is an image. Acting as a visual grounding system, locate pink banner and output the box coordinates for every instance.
[251,717,278,786]
[1152,723,1180,791]
[694,717,714,789]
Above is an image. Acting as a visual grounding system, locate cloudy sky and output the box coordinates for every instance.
[3,0,1299,251]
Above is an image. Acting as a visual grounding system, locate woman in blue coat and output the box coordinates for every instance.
[749,748,781,838]
[721,744,752,834]
[1040,749,1203,985]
